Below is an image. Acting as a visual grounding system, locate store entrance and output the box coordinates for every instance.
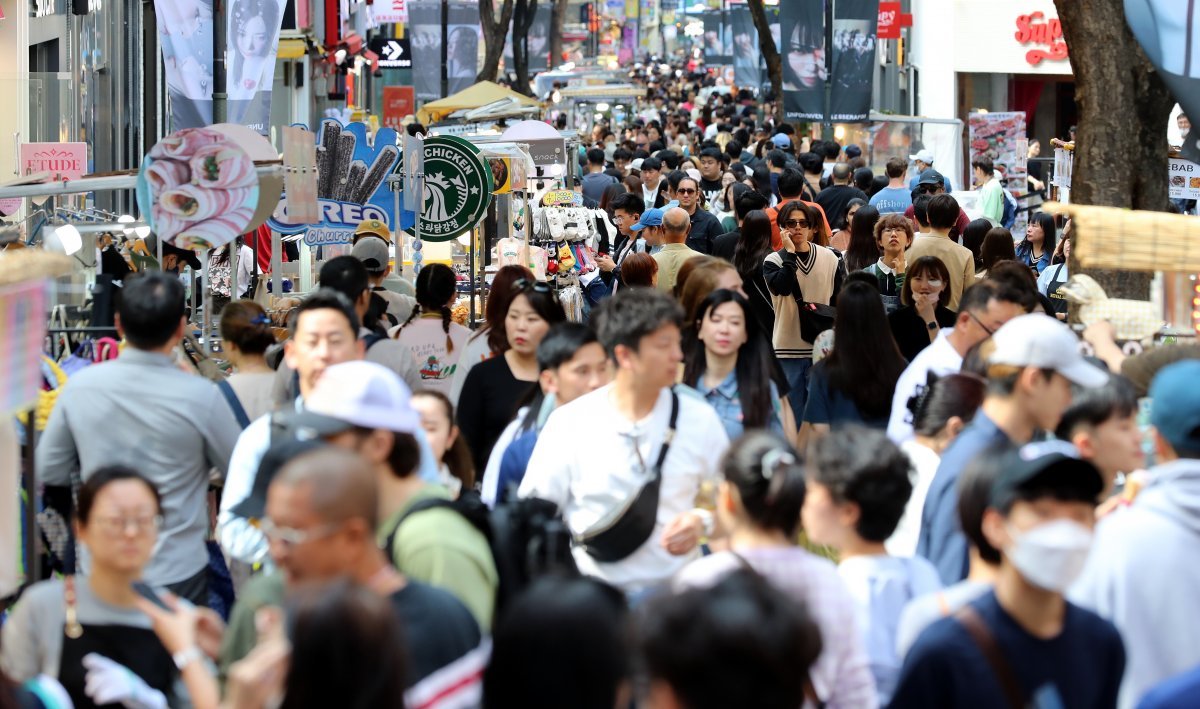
[1010,75,1077,147]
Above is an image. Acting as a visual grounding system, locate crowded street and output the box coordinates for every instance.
[1,0,1199,707]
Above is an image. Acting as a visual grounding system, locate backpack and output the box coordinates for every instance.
[383,489,579,614]
[1001,189,1017,229]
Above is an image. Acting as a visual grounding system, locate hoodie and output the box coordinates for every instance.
[1069,459,1200,709]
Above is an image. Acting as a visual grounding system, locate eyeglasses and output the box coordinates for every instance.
[91,514,162,536]
[513,278,554,295]
[967,310,995,336]
[676,188,697,195]
[783,219,810,228]
[257,518,339,547]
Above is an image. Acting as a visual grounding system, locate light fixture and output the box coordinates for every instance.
[45,223,83,255]
[117,214,135,234]
[596,102,610,112]
[134,224,151,238]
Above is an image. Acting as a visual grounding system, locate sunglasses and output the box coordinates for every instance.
[676,188,697,195]
[513,278,555,295]
[783,219,810,228]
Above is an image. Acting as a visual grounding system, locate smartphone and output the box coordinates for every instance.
[132,581,171,611]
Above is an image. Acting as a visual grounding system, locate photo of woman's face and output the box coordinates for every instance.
[238,14,268,57]
[787,25,825,89]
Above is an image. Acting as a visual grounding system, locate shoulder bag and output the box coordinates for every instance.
[955,605,1025,709]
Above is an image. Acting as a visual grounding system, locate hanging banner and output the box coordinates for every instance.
[382,86,416,130]
[504,4,553,74]
[227,0,288,133]
[830,0,879,123]
[409,0,481,101]
[703,11,729,65]
[155,0,216,129]
[0,280,47,415]
[730,5,760,89]
[780,1,825,122]
[1125,0,1200,162]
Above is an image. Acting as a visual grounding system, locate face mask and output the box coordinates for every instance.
[1006,518,1093,592]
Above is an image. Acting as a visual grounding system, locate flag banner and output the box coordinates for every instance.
[780,1,825,122]
[703,11,730,65]
[829,0,879,122]
[227,0,288,134]
[410,0,480,101]
[730,5,760,89]
[1125,0,1200,161]
[504,4,553,75]
[155,0,216,129]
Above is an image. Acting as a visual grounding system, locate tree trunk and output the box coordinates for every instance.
[549,0,568,71]
[1054,0,1175,300]
[746,0,783,124]
[511,0,538,96]
[477,0,517,83]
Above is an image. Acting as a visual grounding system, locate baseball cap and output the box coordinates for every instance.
[685,168,702,182]
[630,200,679,231]
[909,149,935,164]
[844,144,862,159]
[630,158,644,173]
[989,440,1104,509]
[143,234,203,271]
[917,169,946,188]
[354,219,391,242]
[351,236,391,273]
[229,437,327,521]
[286,361,421,438]
[1149,360,1200,455]
[986,314,1109,388]
[770,134,792,148]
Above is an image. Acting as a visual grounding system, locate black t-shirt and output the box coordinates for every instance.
[712,229,740,262]
[699,177,724,208]
[390,581,483,688]
[888,305,958,363]
[890,590,1125,709]
[457,355,537,474]
[815,184,869,229]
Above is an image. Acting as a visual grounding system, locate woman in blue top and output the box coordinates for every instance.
[801,279,908,450]
[684,289,783,440]
[1016,212,1057,275]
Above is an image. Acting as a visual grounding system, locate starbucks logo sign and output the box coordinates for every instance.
[407,135,493,242]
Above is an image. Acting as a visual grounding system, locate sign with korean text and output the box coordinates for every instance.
[404,135,493,242]
[20,143,87,182]
[382,87,416,130]
[1169,158,1200,200]
[373,0,408,23]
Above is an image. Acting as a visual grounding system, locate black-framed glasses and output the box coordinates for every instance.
[967,310,995,336]
[513,278,554,295]
[676,187,697,195]
[783,219,810,228]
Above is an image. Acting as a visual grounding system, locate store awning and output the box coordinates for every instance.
[416,81,542,125]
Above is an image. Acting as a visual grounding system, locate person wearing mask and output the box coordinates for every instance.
[629,200,675,257]
[869,157,914,214]
[519,289,729,595]
[2,468,210,708]
[449,265,534,405]
[1016,213,1057,276]
[712,187,769,261]
[906,149,955,193]
[918,314,1109,585]
[582,148,619,205]
[972,157,1006,225]
[482,323,610,506]
[674,432,878,708]
[673,176,724,254]
[801,281,907,445]
[1070,360,1200,709]
[458,279,566,475]
[1054,375,1144,502]
[892,444,1124,708]
[220,300,279,423]
[650,207,704,293]
[37,272,242,603]
[684,290,784,440]
[283,361,499,631]
[907,195,976,309]
[860,212,910,312]
[411,390,475,497]
[597,193,647,291]
[390,263,471,397]
[639,156,668,210]
[644,572,824,709]
[802,426,943,704]
[221,447,487,708]
[351,235,416,326]
[887,255,957,362]
[816,163,869,237]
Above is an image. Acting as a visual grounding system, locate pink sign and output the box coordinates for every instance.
[373,0,408,24]
[19,142,88,182]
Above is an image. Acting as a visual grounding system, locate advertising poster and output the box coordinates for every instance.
[409,0,480,101]
[1169,158,1200,200]
[829,0,879,122]
[780,1,825,122]
[504,4,553,74]
[702,11,729,64]
[969,111,1028,227]
[227,0,288,134]
[1125,0,1200,161]
[730,6,760,89]
[383,86,416,130]
[155,0,216,129]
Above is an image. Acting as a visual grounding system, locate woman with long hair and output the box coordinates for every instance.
[717,182,751,232]
[411,390,475,496]
[219,299,278,422]
[978,226,1017,279]
[457,280,566,473]
[961,218,992,273]
[619,252,658,288]
[841,204,881,271]
[732,209,776,338]
[392,264,471,397]
[830,198,868,253]
[1016,212,1057,275]
[684,290,784,439]
[448,264,534,404]
[801,280,907,448]
[675,432,877,708]
[887,255,955,362]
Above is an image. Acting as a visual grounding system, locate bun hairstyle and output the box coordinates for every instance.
[721,431,807,538]
[219,299,276,356]
[397,263,458,353]
[908,371,986,438]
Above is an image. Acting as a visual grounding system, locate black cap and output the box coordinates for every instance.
[917,169,946,188]
[144,234,203,271]
[230,437,327,521]
[989,441,1104,510]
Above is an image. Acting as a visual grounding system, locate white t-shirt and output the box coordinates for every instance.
[886,329,964,444]
[887,440,942,557]
[447,333,493,406]
[389,317,472,397]
[519,385,729,592]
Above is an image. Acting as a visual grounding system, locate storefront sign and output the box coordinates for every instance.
[369,36,412,68]
[373,0,408,24]
[1014,11,1068,66]
[406,135,493,242]
[1169,158,1200,200]
[877,2,911,40]
[382,87,416,130]
[19,143,88,182]
[523,137,567,167]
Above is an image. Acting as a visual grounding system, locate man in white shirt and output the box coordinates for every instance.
[640,156,666,210]
[887,282,1025,444]
[519,289,729,596]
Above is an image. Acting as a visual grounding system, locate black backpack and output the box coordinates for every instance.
[382,489,579,614]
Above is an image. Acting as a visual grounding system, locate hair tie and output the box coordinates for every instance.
[251,314,271,326]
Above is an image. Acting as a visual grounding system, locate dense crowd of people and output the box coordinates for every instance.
[4,64,1200,709]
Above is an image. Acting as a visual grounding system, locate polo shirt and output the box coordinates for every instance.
[652,242,703,293]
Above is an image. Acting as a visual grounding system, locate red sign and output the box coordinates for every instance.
[19,142,88,182]
[1015,11,1068,66]
[382,86,416,130]
[877,2,911,40]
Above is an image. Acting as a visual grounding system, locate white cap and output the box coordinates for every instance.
[909,149,935,163]
[292,361,420,436]
[685,167,702,182]
[987,314,1109,388]
[630,158,644,172]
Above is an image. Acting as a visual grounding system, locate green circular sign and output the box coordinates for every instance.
[406,135,494,242]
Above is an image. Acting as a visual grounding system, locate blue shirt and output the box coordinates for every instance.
[891,590,1125,709]
[495,430,539,505]
[1139,665,1200,709]
[689,369,783,441]
[869,186,914,214]
[916,413,1013,585]
[1017,242,1053,274]
[803,360,890,429]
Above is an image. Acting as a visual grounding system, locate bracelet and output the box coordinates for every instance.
[172,646,204,671]
[692,508,715,537]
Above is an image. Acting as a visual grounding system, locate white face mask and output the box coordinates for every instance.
[1006,518,1093,592]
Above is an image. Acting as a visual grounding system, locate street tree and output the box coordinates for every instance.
[746,0,783,123]
[549,0,569,72]
[478,0,517,83]
[510,0,540,96]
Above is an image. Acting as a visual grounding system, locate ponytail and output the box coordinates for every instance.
[393,304,421,338]
[441,306,454,353]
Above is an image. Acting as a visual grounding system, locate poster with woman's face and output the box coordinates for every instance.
[730,6,760,89]
[226,0,286,134]
[410,0,480,100]
[155,0,215,129]
[504,5,553,74]
[780,2,825,121]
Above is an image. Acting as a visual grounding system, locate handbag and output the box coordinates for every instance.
[577,390,680,563]
[797,299,836,344]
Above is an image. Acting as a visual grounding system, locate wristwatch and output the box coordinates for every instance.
[926,321,939,331]
[173,646,204,671]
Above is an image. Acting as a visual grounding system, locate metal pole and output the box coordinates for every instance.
[0,166,285,199]
[822,0,834,140]
[441,0,449,99]
[468,226,476,327]
[214,0,228,124]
